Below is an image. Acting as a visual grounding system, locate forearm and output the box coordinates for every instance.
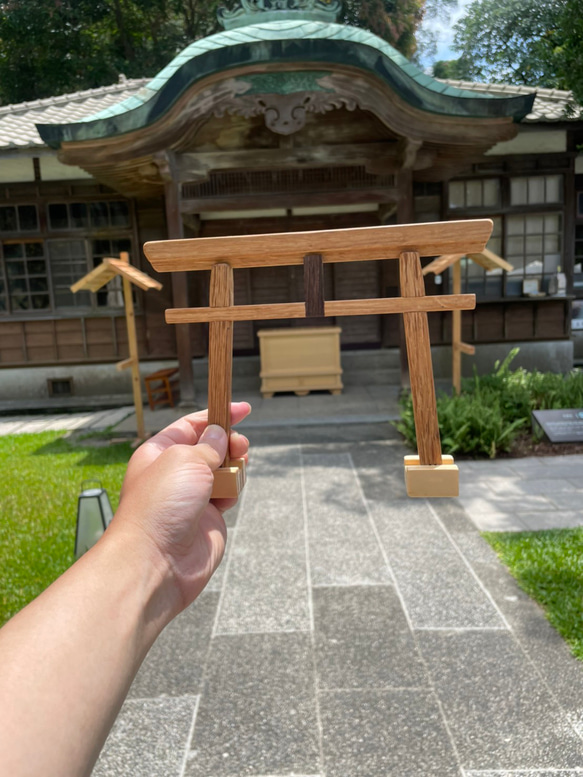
[0,525,175,777]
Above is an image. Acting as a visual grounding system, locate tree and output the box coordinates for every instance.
[449,0,583,102]
[341,0,426,59]
[432,57,473,81]
[0,0,428,105]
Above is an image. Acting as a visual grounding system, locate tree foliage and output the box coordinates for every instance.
[0,0,428,105]
[447,0,583,102]
[340,0,425,59]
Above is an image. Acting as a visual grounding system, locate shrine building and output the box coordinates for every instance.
[0,0,582,403]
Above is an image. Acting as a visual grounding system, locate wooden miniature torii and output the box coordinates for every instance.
[422,248,513,394]
[144,219,493,499]
[70,252,162,440]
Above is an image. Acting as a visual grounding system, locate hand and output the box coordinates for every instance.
[110,402,251,617]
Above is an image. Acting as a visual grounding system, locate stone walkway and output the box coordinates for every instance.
[90,423,583,777]
[0,406,133,436]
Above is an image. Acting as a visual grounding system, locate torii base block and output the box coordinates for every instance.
[404,455,459,498]
[211,457,246,500]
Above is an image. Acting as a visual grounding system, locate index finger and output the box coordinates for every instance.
[124,401,251,487]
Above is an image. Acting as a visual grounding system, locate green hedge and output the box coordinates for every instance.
[396,349,583,458]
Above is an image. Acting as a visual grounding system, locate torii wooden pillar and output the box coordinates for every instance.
[144,220,493,499]
[70,252,162,440]
[423,248,513,394]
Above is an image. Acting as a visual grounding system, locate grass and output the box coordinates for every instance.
[0,431,132,626]
[484,528,583,660]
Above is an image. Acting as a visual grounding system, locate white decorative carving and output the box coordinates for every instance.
[214,89,359,135]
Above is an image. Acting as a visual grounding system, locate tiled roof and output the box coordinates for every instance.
[437,79,581,123]
[0,79,149,150]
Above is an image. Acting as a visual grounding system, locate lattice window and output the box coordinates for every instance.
[510,175,562,206]
[182,166,395,199]
[505,212,562,295]
[1,240,50,311]
[0,205,39,233]
[48,200,130,231]
[448,179,500,210]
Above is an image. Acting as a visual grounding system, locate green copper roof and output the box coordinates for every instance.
[37,19,534,147]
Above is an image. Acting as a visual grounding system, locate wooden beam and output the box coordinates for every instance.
[145,220,493,272]
[70,263,117,293]
[422,253,464,276]
[456,341,476,356]
[116,356,135,371]
[122,273,145,440]
[467,248,513,273]
[164,179,196,406]
[105,259,162,291]
[180,189,400,213]
[164,294,476,324]
[178,143,402,178]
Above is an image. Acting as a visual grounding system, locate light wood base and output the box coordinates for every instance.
[211,458,246,499]
[404,454,459,498]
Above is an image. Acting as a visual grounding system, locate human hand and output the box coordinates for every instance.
[110,402,251,618]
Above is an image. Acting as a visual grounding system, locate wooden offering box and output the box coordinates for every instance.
[258,326,343,398]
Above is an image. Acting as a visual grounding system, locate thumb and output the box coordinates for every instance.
[194,424,228,469]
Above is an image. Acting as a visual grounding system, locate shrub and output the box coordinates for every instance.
[396,349,583,458]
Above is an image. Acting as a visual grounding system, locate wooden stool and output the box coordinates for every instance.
[144,367,179,410]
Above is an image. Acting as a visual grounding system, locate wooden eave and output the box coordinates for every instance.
[53,63,524,198]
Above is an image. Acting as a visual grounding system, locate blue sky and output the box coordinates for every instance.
[417,0,472,67]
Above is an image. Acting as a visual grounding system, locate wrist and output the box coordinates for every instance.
[96,519,181,641]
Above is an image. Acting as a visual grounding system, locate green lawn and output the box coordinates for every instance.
[0,431,132,626]
[484,528,583,660]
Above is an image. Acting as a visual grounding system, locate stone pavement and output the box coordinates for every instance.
[90,422,583,777]
[0,406,133,436]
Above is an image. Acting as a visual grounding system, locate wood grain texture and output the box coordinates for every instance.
[208,263,234,467]
[144,220,493,272]
[123,275,145,440]
[400,251,442,467]
[421,253,464,277]
[304,253,325,318]
[164,294,476,324]
[452,260,462,396]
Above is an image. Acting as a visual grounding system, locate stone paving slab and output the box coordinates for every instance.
[369,498,507,629]
[214,445,311,635]
[303,452,392,587]
[93,696,198,777]
[319,689,460,777]
[313,586,426,690]
[185,633,320,777]
[418,630,583,771]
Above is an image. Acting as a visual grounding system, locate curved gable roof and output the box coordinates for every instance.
[37,19,534,148]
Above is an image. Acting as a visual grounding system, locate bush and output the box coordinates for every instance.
[396,349,583,458]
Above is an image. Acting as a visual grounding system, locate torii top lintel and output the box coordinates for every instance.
[144,220,493,273]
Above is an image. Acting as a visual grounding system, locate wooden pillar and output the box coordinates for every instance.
[397,170,414,390]
[120,253,145,440]
[400,250,442,466]
[208,263,234,467]
[164,180,196,406]
[452,260,462,395]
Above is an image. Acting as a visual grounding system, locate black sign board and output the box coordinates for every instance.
[532,409,583,443]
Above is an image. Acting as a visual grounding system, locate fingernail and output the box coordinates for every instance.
[199,424,226,444]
